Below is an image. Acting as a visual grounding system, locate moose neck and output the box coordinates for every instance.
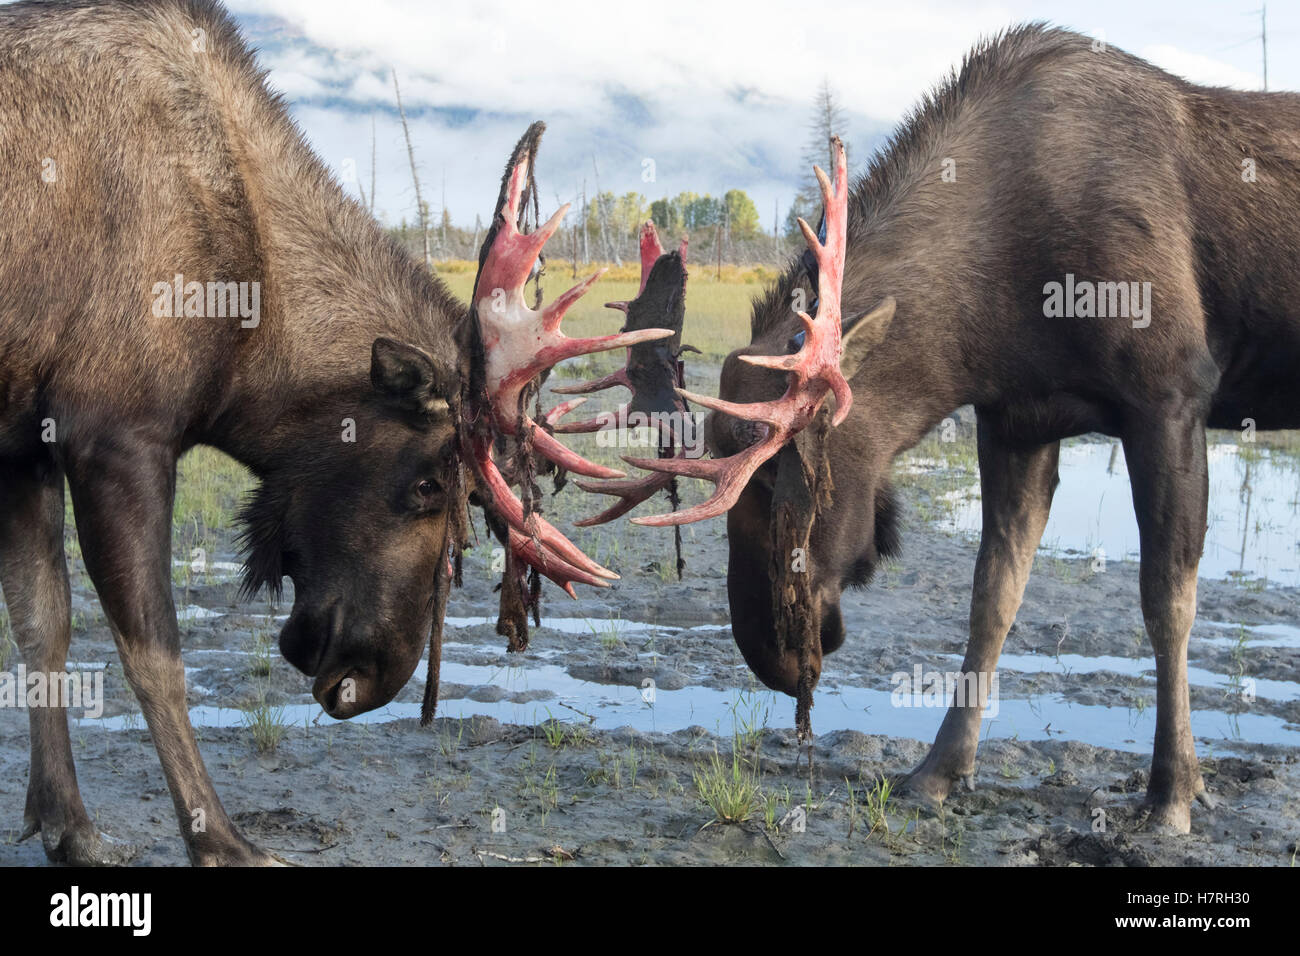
[196,88,462,475]
[834,73,1018,466]
[844,236,981,465]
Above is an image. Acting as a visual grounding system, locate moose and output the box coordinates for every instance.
[629,26,1300,833]
[0,0,665,864]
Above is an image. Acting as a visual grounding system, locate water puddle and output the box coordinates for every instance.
[930,441,1300,586]
[1197,619,1300,649]
[177,605,225,623]
[172,559,242,583]
[74,645,1300,755]
[980,652,1299,704]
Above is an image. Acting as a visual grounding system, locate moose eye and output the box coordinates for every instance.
[416,479,437,498]
[787,330,806,353]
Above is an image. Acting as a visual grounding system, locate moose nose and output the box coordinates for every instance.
[279,614,328,676]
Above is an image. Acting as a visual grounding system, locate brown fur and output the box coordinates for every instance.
[1,0,469,863]
[716,25,1300,832]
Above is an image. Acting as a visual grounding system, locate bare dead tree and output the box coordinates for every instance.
[590,156,621,267]
[369,113,376,216]
[795,78,851,214]
[392,68,430,269]
[581,179,590,264]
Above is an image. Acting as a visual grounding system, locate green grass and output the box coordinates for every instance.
[173,446,255,540]
[692,746,763,825]
[763,786,792,833]
[435,258,760,361]
[729,689,770,754]
[538,712,595,750]
[892,429,980,531]
[242,691,288,754]
[248,628,275,678]
[863,775,895,838]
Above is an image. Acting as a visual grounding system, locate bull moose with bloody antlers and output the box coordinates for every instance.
[625,26,1300,834]
[0,0,673,864]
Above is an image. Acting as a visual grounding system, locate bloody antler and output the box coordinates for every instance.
[468,433,615,596]
[466,123,674,597]
[473,163,673,481]
[547,221,693,525]
[625,138,851,527]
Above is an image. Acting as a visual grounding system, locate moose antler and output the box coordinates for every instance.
[467,432,616,596]
[473,161,673,482]
[548,221,693,526]
[466,123,675,597]
[624,138,851,527]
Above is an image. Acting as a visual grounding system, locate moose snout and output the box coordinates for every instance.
[312,668,372,719]
[278,609,331,677]
[311,646,422,719]
[279,594,429,719]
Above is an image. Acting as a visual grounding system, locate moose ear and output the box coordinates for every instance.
[370,337,453,419]
[839,296,895,381]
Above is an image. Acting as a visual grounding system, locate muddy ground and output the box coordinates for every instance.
[1,396,1298,866]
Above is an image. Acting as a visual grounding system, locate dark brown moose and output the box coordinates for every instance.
[0,0,658,864]
[632,26,1300,834]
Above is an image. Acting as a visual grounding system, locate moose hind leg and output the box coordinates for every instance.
[1123,415,1209,833]
[0,464,133,864]
[901,426,1060,804]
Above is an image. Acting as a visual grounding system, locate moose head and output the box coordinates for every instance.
[626,139,898,732]
[256,123,676,720]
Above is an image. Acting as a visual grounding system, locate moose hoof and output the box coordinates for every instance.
[25,820,138,866]
[1140,800,1192,835]
[193,841,290,867]
[898,760,974,806]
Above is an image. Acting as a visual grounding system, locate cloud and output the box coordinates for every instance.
[224,0,1024,225]
[1139,44,1263,89]
[231,0,1016,117]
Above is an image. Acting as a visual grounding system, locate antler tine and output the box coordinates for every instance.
[625,435,783,526]
[551,403,627,435]
[470,434,618,581]
[572,469,674,526]
[551,367,631,396]
[623,138,852,526]
[476,155,676,481]
[508,529,608,598]
[542,397,588,426]
[638,221,664,294]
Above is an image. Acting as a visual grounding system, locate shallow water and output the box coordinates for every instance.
[1197,619,1300,649]
[936,442,1300,586]
[72,619,1300,754]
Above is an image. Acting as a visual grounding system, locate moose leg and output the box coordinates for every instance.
[902,426,1060,804]
[65,443,278,865]
[0,462,133,864]
[1123,415,1209,833]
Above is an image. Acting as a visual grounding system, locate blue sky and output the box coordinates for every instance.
[15,0,1299,230]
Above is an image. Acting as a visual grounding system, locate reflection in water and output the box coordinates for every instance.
[936,442,1300,586]
[72,623,1300,751]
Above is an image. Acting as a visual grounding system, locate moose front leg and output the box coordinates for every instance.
[0,462,133,864]
[902,425,1060,804]
[1123,414,1211,833]
[65,442,278,865]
